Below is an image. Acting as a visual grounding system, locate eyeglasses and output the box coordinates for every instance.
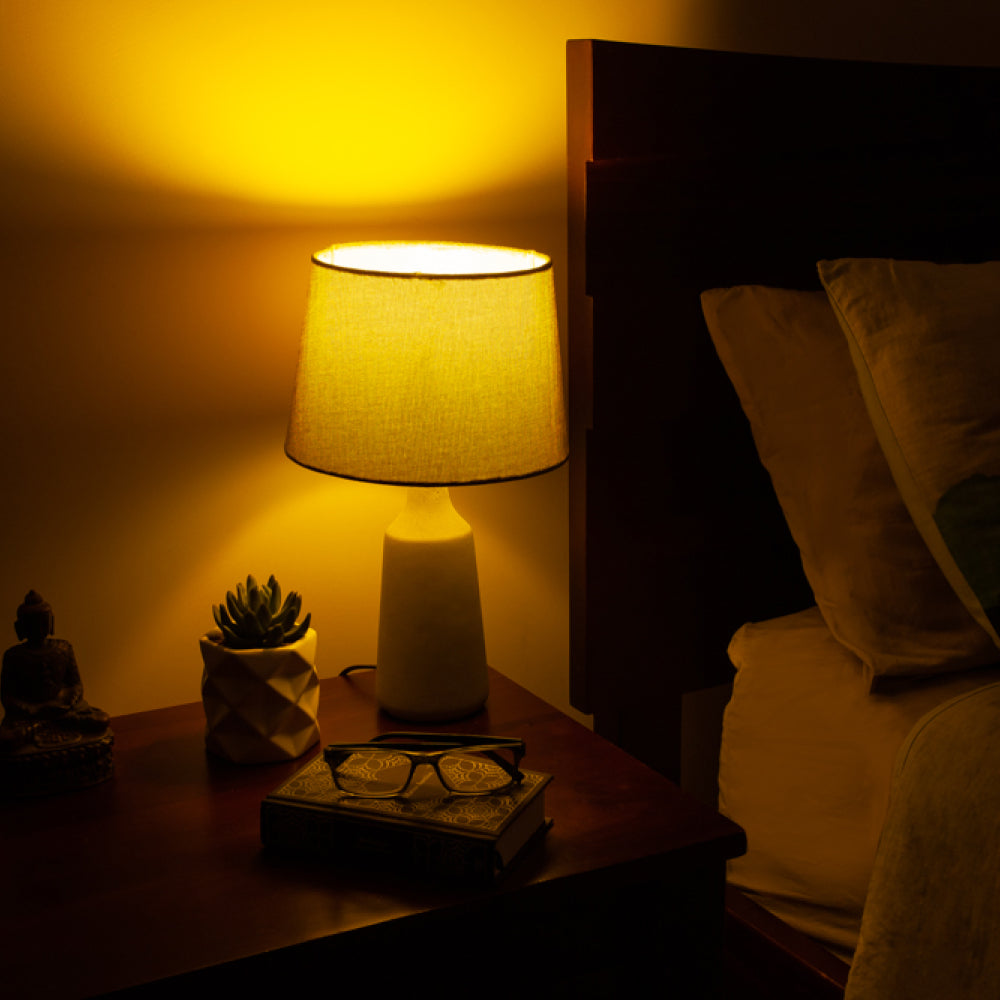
[322,732,526,798]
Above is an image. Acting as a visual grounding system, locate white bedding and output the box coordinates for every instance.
[717,606,1000,963]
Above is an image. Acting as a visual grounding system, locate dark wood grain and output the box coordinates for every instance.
[3,667,744,998]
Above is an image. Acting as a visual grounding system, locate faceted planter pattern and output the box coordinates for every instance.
[200,629,320,764]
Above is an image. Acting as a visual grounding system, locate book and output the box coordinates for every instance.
[260,752,552,883]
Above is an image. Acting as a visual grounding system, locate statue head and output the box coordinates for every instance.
[14,590,54,645]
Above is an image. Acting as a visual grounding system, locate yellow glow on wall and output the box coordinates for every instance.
[0,1,677,212]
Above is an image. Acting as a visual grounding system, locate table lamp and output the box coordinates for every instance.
[285,241,568,721]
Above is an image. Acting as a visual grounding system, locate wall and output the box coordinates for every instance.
[0,2,689,723]
[1,1,997,725]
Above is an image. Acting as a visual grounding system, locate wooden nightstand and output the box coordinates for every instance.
[3,667,745,998]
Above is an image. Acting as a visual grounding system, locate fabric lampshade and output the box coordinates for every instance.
[285,241,568,485]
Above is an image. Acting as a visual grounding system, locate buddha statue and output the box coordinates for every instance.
[0,591,110,753]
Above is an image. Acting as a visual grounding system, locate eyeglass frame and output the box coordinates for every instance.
[322,732,526,799]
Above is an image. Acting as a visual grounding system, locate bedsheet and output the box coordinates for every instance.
[717,606,1000,962]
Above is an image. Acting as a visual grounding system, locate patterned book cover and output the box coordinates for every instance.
[260,753,552,882]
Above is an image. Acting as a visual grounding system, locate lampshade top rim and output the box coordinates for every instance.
[311,241,552,280]
[284,447,568,488]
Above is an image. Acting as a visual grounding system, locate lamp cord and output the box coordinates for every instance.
[339,664,376,676]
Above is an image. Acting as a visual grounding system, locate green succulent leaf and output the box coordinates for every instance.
[219,623,246,647]
[212,575,311,649]
[213,604,236,632]
[286,613,311,644]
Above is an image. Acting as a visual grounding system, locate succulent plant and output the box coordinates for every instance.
[212,574,311,649]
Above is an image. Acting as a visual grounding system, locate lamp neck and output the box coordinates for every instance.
[387,486,471,542]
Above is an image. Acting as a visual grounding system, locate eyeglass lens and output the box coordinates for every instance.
[332,748,516,795]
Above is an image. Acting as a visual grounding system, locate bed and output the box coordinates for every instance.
[567,39,1000,997]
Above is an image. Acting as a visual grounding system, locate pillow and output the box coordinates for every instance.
[819,258,1000,652]
[701,284,996,686]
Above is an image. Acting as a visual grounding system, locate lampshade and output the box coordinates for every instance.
[285,241,568,484]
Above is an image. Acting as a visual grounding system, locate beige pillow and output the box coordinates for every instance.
[702,284,995,686]
[820,258,1000,652]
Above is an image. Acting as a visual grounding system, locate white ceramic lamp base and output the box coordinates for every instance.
[376,487,489,722]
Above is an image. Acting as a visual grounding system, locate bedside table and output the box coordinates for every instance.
[3,667,745,998]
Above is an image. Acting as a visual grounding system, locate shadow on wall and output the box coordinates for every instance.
[698,0,1000,66]
[0,405,571,720]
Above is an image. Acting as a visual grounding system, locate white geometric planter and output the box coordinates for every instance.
[199,628,320,764]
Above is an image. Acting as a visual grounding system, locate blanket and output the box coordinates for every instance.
[846,680,1000,998]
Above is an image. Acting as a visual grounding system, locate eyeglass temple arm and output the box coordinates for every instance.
[327,734,524,753]
[370,731,524,749]
[325,740,524,757]
[323,739,526,780]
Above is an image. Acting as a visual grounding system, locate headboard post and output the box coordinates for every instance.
[567,40,595,714]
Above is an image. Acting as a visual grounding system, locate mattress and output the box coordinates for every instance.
[718,606,1000,963]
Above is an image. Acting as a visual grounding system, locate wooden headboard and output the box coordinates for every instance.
[567,40,1000,784]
